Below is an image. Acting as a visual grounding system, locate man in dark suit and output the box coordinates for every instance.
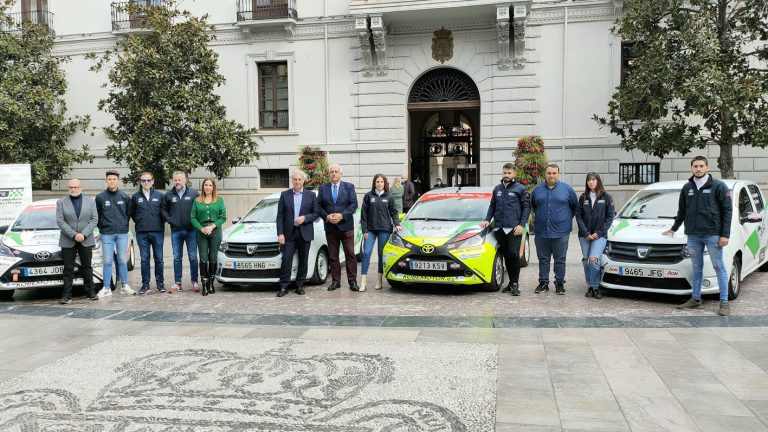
[401,173,417,213]
[276,170,321,297]
[56,179,99,304]
[318,163,360,291]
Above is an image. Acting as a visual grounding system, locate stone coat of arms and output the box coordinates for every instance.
[432,27,453,64]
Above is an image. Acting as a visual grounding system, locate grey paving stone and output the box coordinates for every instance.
[356,329,421,342]
[718,372,768,400]
[495,394,561,426]
[602,367,674,397]
[744,400,768,425]
[495,423,563,432]
[691,414,768,432]
[615,395,698,432]
[554,391,629,431]
[591,346,651,369]
[676,392,755,417]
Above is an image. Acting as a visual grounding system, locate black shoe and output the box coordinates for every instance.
[593,287,602,299]
[139,285,150,295]
[277,288,288,297]
[157,284,166,293]
[87,292,98,300]
[328,281,341,291]
[510,283,520,296]
[349,280,360,292]
[534,282,549,294]
[555,282,565,295]
[502,284,512,293]
[60,299,72,305]
[296,286,305,295]
[585,288,594,298]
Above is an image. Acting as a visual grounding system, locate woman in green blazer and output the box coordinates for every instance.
[191,177,226,296]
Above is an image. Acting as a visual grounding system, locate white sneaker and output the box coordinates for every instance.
[121,284,136,296]
[98,287,112,298]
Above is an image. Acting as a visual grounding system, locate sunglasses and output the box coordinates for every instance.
[140,179,153,183]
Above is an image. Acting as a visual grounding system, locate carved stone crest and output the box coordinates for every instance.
[432,27,453,64]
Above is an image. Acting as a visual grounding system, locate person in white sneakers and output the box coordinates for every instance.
[95,170,136,297]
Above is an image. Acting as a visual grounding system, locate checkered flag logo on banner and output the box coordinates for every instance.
[8,188,24,198]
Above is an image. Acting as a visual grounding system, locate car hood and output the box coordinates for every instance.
[223,222,278,242]
[399,220,481,246]
[608,218,685,244]
[2,230,61,248]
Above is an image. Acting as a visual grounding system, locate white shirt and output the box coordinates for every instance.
[694,174,709,190]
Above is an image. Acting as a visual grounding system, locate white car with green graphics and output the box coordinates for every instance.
[601,180,768,298]
[216,192,361,286]
[382,187,530,291]
[0,200,135,300]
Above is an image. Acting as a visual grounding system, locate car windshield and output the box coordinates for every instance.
[11,207,59,231]
[240,199,278,223]
[407,196,489,222]
[619,190,680,219]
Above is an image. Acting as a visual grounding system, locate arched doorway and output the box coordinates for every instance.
[407,68,480,193]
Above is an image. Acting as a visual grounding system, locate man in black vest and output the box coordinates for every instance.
[131,171,166,294]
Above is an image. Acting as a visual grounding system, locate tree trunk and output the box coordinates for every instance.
[717,141,734,179]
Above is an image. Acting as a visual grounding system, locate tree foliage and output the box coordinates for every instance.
[90,1,259,186]
[297,146,329,190]
[594,0,768,178]
[513,135,548,192]
[0,0,92,187]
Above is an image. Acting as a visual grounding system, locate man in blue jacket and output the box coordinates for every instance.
[95,170,135,298]
[663,156,733,316]
[481,163,531,296]
[531,164,578,295]
[318,164,359,291]
[276,170,320,297]
[162,171,200,294]
[131,171,166,294]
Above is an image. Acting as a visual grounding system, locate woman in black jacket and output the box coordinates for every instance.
[575,172,615,299]
[360,174,403,291]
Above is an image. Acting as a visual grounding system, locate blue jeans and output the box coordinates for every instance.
[579,236,608,288]
[688,234,729,302]
[361,230,391,275]
[171,229,198,284]
[136,231,164,287]
[101,232,129,288]
[534,235,570,283]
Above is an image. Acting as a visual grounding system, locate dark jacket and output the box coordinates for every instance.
[531,181,579,238]
[575,191,616,238]
[130,189,165,232]
[95,188,132,234]
[162,187,199,231]
[402,180,417,208]
[671,175,732,237]
[318,181,358,232]
[276,189,320,242]
[361,190,400,233]
[484,180,531,230]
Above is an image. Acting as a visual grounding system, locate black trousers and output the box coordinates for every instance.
[279,228,311,291]
[494,229,523,284]
[62,243,96,300]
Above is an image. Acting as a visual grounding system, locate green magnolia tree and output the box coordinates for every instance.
[297,146,329,190]
[0,0,92,188]
[594,0,768,178]
[90,1,259,187]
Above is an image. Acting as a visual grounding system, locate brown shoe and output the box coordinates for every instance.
[718,302,731,316]
[676,298,702,309]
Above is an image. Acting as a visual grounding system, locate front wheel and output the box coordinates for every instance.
[308,247,329,285]
[728,256,741,300]
[482,252,504,292]
[127,241,135,271]
[0,290,14,301]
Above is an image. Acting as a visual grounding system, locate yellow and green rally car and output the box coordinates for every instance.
[383,187,530,291]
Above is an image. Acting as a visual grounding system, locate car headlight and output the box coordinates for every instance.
[0,242,14,257]
[681,244,689,257]
[219,241,228,252]
[455,233,485,249]
[389,232,406,248]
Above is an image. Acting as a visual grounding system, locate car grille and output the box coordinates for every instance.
[225,242,280,258]
[220,268,281,279]
[607,242,685,264]
[602,273,691,290]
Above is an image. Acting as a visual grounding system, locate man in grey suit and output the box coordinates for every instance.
[56,179,99,304]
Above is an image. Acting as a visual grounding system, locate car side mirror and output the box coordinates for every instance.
[740,211,763,224]
[0,225,7,235]
[232,217,241,224]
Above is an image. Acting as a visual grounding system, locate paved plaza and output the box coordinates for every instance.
[1,233,768,431]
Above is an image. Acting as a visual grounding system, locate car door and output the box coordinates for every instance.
[747,184,768,269]
[736,185,759,273]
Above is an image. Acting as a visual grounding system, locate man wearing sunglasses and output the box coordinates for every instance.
[130,171,166,294]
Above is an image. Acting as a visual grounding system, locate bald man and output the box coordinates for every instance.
[56,179,99,304]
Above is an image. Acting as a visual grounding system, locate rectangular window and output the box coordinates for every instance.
[619,163,659,185]
[620,41,638,88]
[258,62,289,129]
[260,169,289,188]
[748,185,765,212]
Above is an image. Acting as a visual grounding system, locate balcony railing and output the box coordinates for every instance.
[237,0,297,21]
[260,110,289,129]
[0,10,55,37]
[111,1,163,32]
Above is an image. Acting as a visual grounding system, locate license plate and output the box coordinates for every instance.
[617,266,664,278]
[233,261,268,270]
[23,266,64,276]
[409,261,447,271]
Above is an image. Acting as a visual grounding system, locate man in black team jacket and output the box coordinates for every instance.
[481,163,531,296]
[131,171,166,294]
[162,171,200,294]
[664,156,733,316]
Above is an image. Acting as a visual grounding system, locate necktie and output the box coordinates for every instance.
[332,184,338,203]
